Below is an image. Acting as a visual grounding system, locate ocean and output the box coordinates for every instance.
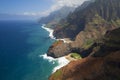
[0,20,64,80]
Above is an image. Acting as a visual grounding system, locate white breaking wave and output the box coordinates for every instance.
[52,57,69,73]
[41,24,56,39]
[40,24,70,73]
[39,54,55,62]
[41,24,72,43]
[39,53,70,73]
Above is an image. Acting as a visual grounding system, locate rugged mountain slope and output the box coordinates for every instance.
[49,28,120,80]
[48,0,120,80]
[53,0,120,39]
[39,6,75,28]
[47,0,120,58]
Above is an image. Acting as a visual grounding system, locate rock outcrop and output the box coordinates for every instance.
[47,40,71,58]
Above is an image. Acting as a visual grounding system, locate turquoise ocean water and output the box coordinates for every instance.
[0,20,58,80]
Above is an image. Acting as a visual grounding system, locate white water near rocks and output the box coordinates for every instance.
[41,24,70,73]
[41,24,71,43]
[39,54,69,73]
[41,24,55,39]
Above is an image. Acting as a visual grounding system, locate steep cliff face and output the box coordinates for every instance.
[47,0,120,58]
[49,28,120,80]
[53,0,120,39]
[47,14,119,58]
[71,14,118,49]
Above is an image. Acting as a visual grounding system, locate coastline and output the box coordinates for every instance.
[41,24,72,43]
[39,53,79,73]
[41,24,70,73]
[41,24,55,39]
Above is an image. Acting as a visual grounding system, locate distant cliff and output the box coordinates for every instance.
[39,6,75,29]
[53,0,120,39]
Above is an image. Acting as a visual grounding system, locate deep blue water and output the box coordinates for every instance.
[0,20,56,80]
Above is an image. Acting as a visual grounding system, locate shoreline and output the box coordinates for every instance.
[41,24,72,43]
[41,24,55,39]
[41,24,72,73]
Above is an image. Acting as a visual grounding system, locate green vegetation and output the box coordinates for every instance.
[111,19,120,27]
[54,40,60,44]
[82,39,94,49]
[52,70,62,78]
[116,19,120,26]
[70,53,82,59]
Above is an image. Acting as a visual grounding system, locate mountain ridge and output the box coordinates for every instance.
[47,0,120,58]
[53,0,120,39]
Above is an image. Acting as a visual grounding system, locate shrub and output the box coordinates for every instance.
[70,53,82,59]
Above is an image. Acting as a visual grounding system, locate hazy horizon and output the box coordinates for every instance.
[0,0,89,20]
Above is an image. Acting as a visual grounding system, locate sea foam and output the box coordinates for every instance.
[41,24,70,73]
[41,24,71,43]
[39,54,55,62]
[52,57,69,73]
[41,24,55,39]
[39,54,70,73]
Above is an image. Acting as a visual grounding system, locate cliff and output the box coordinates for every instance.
[53,0,120,39]
[49,28,120,80]
[47,0,120,58]
[39,6,75,29]
[47,0,120,79]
